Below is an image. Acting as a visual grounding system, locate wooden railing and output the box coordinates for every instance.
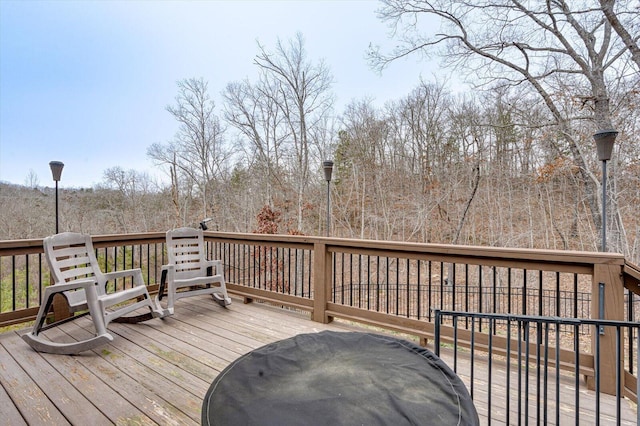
[0,233,167,327]
[1,232,639,400]
[207,232,640,401]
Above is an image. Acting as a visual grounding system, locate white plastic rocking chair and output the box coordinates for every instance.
[156,227,231,315]
[22,232,165,354]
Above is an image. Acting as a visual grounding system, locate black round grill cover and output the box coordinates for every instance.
[202,331,479,425]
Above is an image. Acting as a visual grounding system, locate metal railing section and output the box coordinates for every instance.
[209,240,314,299]
[0,252,45,313]
[434,310,640,425]
[331,255,593,319]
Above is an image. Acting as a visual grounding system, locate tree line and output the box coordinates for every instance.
[1,1,639,262]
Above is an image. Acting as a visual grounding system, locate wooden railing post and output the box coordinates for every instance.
[312,242,332,324]
[589,262,624,395]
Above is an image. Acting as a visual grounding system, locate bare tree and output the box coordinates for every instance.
[371,0,640,253]
[149,78,232,227]
[335,99,389,239]
[383,81,450,241]
[24,169,39,189]
[599,0,640,70]
[223,76,288,205]
[253,32,334,232]
[100,167,168,232]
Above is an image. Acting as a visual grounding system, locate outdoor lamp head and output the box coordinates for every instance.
[323,160,334,182]
[593,129,618,162]
[49,161,64,181]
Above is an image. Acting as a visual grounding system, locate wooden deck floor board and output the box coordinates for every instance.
[1,295,637,425]
[184,299,319,343]
[38,328,158,426]
[0,377,28,426]
[0,332,72,425]
[136,316,248,366]
[94,321,214,398]
[54,320,199,426]
[119,320,231,376]
[161,304,263,352]
[64,319,204,424]
[1,330,113,426]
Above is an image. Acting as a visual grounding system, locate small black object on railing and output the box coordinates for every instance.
[199,218,213,230]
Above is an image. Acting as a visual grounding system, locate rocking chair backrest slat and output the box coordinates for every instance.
[53,245,91,258]
[175,253,201,264]
[170,235,199,246]
[59,266,95,282]
[44,232,106,295]
[167,229,208,279]
[56,255,92,270]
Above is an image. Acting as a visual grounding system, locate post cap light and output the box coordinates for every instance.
[323,160,334,182]
[593,129,618,161]
[49,161,64,181]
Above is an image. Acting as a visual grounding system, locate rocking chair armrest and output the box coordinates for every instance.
[157,264,175,300]
[44,280,96,296]
[104,268,144,287]
[205,259,223,275]
[161,264,175,279]
[44,280,96,293]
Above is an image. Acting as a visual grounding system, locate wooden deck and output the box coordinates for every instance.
[0,295,636,425]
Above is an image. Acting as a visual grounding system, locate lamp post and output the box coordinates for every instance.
[323,160,334,237]
[593,129,618,252]
[49,161,64,234]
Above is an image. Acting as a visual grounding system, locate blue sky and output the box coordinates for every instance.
[0,0,443,188]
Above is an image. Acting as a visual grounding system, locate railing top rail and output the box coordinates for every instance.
[204,233,316,250]
[434,309,640,328]
[90,232,166,247]
[623,260,640,297]
[0,238,43,250]
[0,232,167,255]
[624,260,640,281]
[0,231,626,269]
[206,231,625,267]
[325,238,624,266]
